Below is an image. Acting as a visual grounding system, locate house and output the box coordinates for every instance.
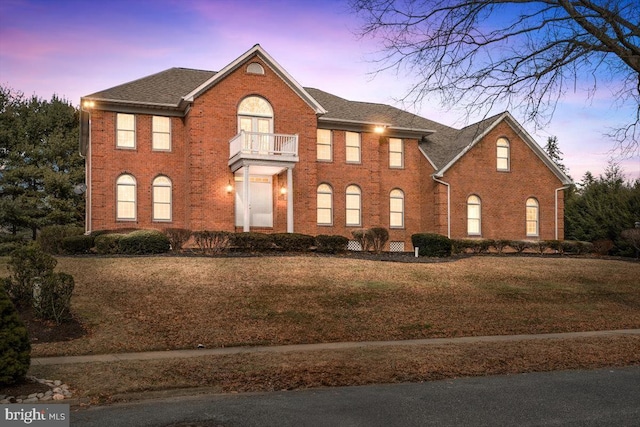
[79,44,572,251]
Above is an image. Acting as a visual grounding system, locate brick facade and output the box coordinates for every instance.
[83,45,570,249]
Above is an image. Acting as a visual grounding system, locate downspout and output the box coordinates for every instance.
[432,177,451,239]
[555,186,569,240]
[79,105,92,234]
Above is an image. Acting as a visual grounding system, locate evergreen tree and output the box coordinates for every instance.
[0,85,84,239]
[0,284,31,386]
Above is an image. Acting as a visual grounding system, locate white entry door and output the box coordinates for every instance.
[235,175,273,228]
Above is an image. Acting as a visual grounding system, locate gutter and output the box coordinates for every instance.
[432,176,451,238]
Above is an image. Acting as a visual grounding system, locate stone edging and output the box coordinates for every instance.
[0,376,72,403]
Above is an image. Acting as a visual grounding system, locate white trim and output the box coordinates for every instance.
[183,45,327,115]
[418,145,438,171]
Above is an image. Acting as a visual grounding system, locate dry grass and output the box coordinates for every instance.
[29,336,640,402]
[3,255,636,357]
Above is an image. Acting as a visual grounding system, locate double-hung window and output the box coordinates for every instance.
[390,189,404,228]
[345,132,361,163]
[152,176,172,221]
[317,184,333,225]
[116,174,136,220]
[317,129,332,161]
[497,138,510,171]
[389,138,403,168]
[346,185,362,226]
[152,116,171,151]
[116,113,135,148]
[526,198,539,237]
[467,195,481,235]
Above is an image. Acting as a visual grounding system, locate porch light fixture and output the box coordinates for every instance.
[280,185,287,195]
[225,180,233,194]
[374,125,386,134]
[82,100,95,109]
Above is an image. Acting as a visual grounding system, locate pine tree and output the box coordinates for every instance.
[0,284,31,386]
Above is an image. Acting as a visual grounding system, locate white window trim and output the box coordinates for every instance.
[390,188,405,228]
[116,113,136,149]
[346,185,362,226]
[116,174,136,221]
[345,132,361,164]
[152,176,172,222]
[317,183,333,226]
[152,116,172,152]
[317,129,333,162]
[497,137,510,171]
[389,138,404,169]
[526,198,539,237]
[467,195,481,236]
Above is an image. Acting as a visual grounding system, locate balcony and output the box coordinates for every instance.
[229,131,298,172]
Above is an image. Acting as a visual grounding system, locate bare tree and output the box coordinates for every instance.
[350,0,640,155]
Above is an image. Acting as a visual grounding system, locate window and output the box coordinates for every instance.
[116,113,135,148]
[246,62,265,75]
[317,129,332,161]
[526,198,539,237]
[345,185,362,226]
[497,137,510,171]
[467,195,481,235]
[389,138,404,168]
[317,184,333,225]
[390,189,404,228]
[152,176,172,221]
[345,132,361,163]
[152,116,171,151]
[116,174,136,220]
[237,96,273,153]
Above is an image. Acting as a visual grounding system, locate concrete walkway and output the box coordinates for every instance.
[31,329,640,366]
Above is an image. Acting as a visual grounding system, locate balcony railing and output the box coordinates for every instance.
[229,131,298,160]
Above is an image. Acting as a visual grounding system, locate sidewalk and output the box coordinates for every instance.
[31,329,640,366]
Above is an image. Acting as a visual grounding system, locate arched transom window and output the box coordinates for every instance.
[238,96,273,134]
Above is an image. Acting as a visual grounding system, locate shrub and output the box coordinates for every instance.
[315,235,349,254]
[4,244,58,307]
[469,239,493,254]
[0,234,27,255]
[231,232,274,252]
[562,240,594,255]
[621,229,640,258]
[369,227,389,254]
[37,225,84,254]
[509,240,531,253]
[451,239,472,255]
[352,229,374,251]
[0,285,31,386]
[193,231,231,254]
[61,235,95,254]
[411,233,452,257]
[493,239,511,254]
[532,240,550,255]
[94,233,126,254]
[592,239,614,256]
[272,233,315,252]
[545,240,563,253]
[164,228,192,252]
[33,272,75,325]
[119,230,171,255]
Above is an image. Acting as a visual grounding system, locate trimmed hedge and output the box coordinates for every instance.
[412,233,452,257]
[272,233,315,252]
[231,232,274,252]
[94,234,126,254]
[315,235,349,254]
[119,230,171,255]
[193,231,230,253]
[61,235,95,254]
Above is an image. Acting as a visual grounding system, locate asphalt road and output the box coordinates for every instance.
[70,366,640,427]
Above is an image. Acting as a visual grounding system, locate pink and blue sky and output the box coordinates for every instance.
[1,0,638,181]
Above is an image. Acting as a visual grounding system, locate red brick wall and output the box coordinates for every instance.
[88,55,565,246]
[442,121,565,240]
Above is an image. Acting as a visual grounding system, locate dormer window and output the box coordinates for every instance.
[247,62,265,75]
[497,137,510,171]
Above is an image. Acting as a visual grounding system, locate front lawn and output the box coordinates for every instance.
[3,255,637,358]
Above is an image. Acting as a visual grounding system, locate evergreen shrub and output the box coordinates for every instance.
[231,232,274,252]
[118,230,171,255]
[272,233,315,252]
[411,233,452,257]
[61,235,95,254]
[315,235,349,254]
[0,285,31,386]
[37,225,84,254]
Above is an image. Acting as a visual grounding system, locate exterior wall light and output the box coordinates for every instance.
[226,181,233,194]
[374,125,386,134]
[83,100,95,109]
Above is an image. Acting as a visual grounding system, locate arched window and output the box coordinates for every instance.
[346,185,362,226]
[467,195,481,235]
[390,189,404,228]
[116,174,136,220]
[152,176,172,221]
[317,184,333,225]
[237,96,273,133]
[526,198,539,237]
[497,137,510,171]
[246,62,265,75]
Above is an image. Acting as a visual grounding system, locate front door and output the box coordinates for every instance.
[234,174,273,228]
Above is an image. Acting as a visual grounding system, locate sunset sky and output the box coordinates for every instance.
[1,0,638,180]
